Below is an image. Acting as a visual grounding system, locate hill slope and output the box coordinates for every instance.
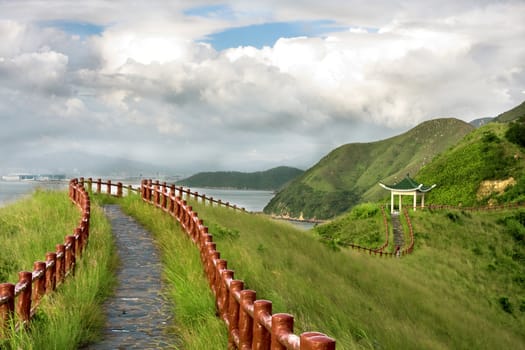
[184,196,525,349]
[417,122,525,206]
[179,166,304,190]
[264,118,474,219]
[495,100,525,122]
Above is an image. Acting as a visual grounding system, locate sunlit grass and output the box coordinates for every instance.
[184,199,525,349]
[0,190,116,349]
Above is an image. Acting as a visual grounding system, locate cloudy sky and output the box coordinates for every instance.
[1,0,524,174]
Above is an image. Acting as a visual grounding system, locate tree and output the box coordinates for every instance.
[505,115,525,147]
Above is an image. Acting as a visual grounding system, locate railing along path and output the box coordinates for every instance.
[84,177,247,212]
[85,178,336,350]
[342,206,415,258]
[139,179,336,350]
[0,179,90,336]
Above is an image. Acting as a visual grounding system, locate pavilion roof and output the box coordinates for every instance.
[379,174,436,193]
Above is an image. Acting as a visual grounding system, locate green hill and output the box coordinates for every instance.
[495,100,525,122]
[417,122,525,206]
[264,118,474,219]
[182,195,525,349]
[179,166,304,190]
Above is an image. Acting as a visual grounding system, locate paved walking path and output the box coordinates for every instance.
[391,212,404,249]
[85,205,177,349]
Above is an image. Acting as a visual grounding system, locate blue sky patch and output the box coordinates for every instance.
[204,20,348,50]
[40,20,105,38]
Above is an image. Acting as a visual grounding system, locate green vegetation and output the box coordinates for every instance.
[0,190,115,349]
[506,115,525,147]
[179,166,304,190]
[417,122,525,205]
[264,118,473,219]
[182,197,525,349]
[315,203,386,250]
[115,195,228,349]
[495,100,525,122]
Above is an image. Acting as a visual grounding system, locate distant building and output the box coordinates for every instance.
[1,174,67,181]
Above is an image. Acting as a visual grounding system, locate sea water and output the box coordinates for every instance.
[0,181,314,229]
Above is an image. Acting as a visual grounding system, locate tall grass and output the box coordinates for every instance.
[115,194,228,349]
[182,199,525,349]
[0,190,116,349]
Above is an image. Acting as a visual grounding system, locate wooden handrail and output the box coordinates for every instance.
[0,179,91,336]
[83,177,247,212]
[137,179,336,350]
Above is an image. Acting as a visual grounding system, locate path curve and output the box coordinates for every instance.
[85,204,177,349]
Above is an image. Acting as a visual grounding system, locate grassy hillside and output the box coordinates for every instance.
[179,166,303,190]
[495,100,525,122]
[0,190,115,349]
[179,197,525,349]
[417,122,525,206]
[264,118,473,219]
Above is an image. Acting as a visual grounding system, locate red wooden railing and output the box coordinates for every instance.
[79,178,336,348]
[342,206,415,258]
[125,179,336,350]
[83,177,247,212]
[425,202,524,211]
[0,179,90,336]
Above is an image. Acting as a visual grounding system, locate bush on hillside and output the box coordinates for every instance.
[505,116,525,147]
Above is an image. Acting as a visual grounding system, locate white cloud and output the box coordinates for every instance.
[0,0,524,173]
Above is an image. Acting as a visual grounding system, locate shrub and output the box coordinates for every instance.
[499,296,513,314]
[505,116,525,147]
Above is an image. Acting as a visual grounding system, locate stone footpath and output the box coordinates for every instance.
[85,205,178,349]
[391,212,405,250]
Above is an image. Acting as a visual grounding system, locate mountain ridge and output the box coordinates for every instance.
[179,166,304,190]
[264,118,474,219]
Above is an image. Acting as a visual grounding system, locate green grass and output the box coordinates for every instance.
[418,123,524,206]
[315,203,386,250]
[0,190,116,349]
[114,194,228,350]
[179,198,525,349]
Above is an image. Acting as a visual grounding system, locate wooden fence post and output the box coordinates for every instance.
[162,184,168,210]
[65,235,76,275]
[117,182,123,197]
[228,279,244,348]
[96,178,102,194]
[32,261,46,306]
[87,177,93,192]
[239,289,256,350]
[45,252,57,292]
[106,180,112,196]
[0,283,15,335]
[16,271,32,325]
[253,300,272,350]
[300,332,336,350]
[271,313,294,350]
[56,244,66,284]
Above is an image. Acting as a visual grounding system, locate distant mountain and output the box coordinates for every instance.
[470,117,494,128]
[0,151,176,179]
[495,100,525,122]
[263,118,474,219]
[179,166,304,190]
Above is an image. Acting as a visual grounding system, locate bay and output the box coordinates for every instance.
[0,181,68,208]
[0,181,315,229]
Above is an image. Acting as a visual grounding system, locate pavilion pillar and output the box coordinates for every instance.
[413,192,417,211]
[421,193,425,209]
[391,191,394,213]
[399,194,402,212]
